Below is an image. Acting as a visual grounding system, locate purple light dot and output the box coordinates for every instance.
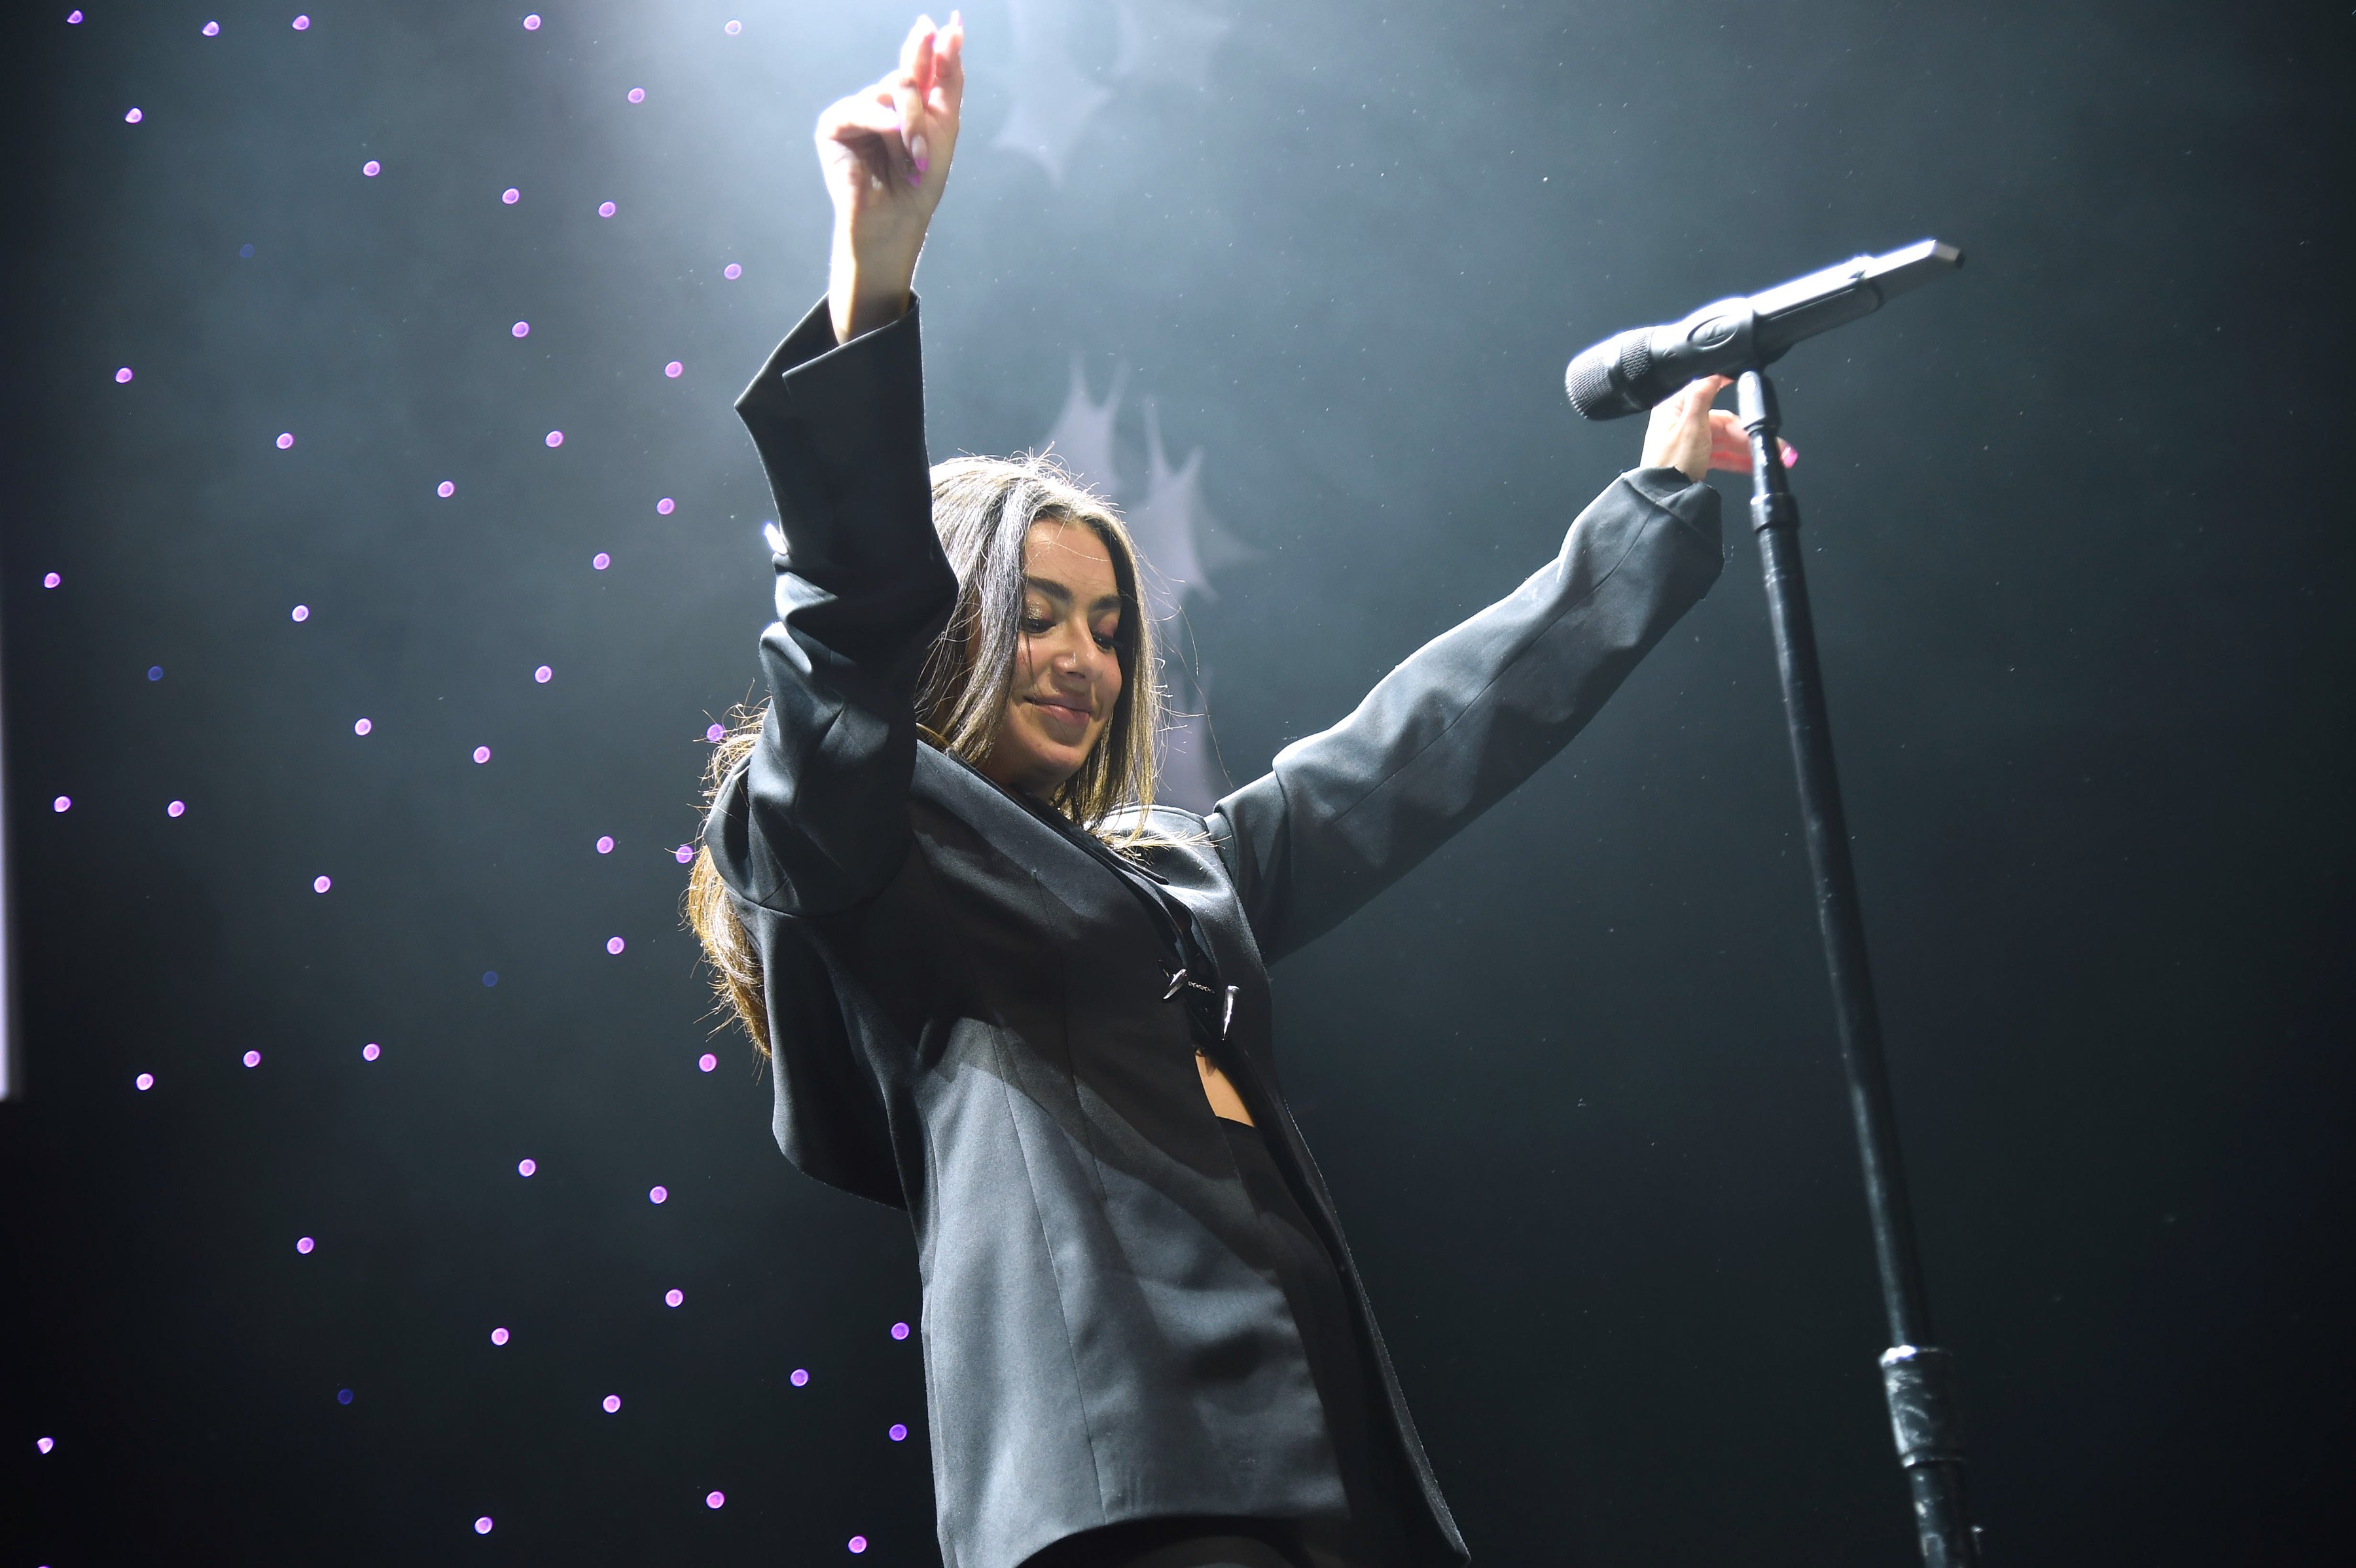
[649,1185,668,1204]
[849,1536,868,1554]
[664,361,683,379]
[69,10,84,24]
[665,1288,685,1307]
[313,874,333,894]
[523,13,541,29]
[544,430,563,448]
[595,835,615,855]
[598,200,616,217]
[723,262,742,280]
[533,664,552,684]
[353,717,372,736]
[704,722,725,743]
[276,431,294,450]
[888,1423,908,1442]
[126,107,143,124]
[473,745,491,764]
[52,796,71,813]
[362,1042,381,1061]
[705,1491,726,1510]
[168,800,186,817]
[517,1158,537,1178]
[697,1053,716,1073]
[601,1395,620,1414]
[607,936,626,955]
[501,187,520,205]
[293,15,310,31]
[725,20,743,36]
[45,572,62,588]
[437,480,455,497]
[243,1049,262,1067]
[592,551,611,571]
[511,320,530,338]
[475,1517,495,1535]
[203,22,219,37]
[115,366,134,383]
[37,1436,55,1454]
[291,603,310,622]
[674,844,695,864]
[656,496,675,515]
[490,1327,509,1345]
[135,1072,154,1091]
[296,1236,315,1255]
[790,1368,809,1387]
[626,87,646,103]
[482,971,499,987]
[147,665,164,681]
[336,1388,353,1405]
[362,159,381,177]
[891,1321,910,1340]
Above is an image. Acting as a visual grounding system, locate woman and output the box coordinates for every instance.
[687,16,1762,1568]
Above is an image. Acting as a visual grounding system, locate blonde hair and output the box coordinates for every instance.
[684,453,1166,1057]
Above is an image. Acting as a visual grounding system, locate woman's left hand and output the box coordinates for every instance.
[1639,374,1797,483]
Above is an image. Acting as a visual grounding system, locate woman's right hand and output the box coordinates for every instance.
[1641,374,1796,484]
[818,12,966,344]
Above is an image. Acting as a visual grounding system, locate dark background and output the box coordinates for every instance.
[3,1,2349,1563]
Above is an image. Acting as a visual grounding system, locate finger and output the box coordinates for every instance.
[821,90,904,144]
[1679,377,1718,434]
[931,11,965,120]
[1706,410,1754,474]
[820,93,909,187]
[893,18,937,184]
[919,15,956,122]
[907,25,938,175]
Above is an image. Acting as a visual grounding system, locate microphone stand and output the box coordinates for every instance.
[1737,369,1980,1566]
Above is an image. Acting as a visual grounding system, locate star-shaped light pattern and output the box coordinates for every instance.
[993,0,1231,185]
[990,0,1112,187]
[1041,358,1126,506]
[1111,0,1233,92]
[1039,363,1253,813]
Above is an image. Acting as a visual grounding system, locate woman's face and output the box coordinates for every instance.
[979,517,1125,799]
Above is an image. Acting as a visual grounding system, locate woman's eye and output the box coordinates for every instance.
[1020,616,1051,634]
[1094,630,1118,650]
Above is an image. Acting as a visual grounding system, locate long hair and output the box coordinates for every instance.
[684,453,1166,1058]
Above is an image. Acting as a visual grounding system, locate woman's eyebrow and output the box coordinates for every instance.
[1024,576,1123,615]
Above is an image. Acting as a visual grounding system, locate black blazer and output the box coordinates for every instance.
[705,296,1724,1568]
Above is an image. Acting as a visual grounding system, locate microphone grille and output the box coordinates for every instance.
[1565,329,1650,420]
[1565,341,1621,419]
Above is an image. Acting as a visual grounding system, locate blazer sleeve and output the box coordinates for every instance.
[1205,467,1723,965]
[704,295,958,917]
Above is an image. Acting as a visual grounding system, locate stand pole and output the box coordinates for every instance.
[1737,369,1979,1565]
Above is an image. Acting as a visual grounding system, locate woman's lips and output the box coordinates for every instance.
[1027,696,1092,737]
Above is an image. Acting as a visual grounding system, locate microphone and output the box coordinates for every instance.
[1565,239,1963,419]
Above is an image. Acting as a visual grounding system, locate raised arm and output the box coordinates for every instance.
[704,15,967,916]
[1207,374,1778,964]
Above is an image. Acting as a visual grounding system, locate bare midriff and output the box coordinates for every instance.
[1195,1050,1255,1126]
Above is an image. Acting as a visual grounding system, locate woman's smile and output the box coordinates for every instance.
[1027,692,1094,735]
